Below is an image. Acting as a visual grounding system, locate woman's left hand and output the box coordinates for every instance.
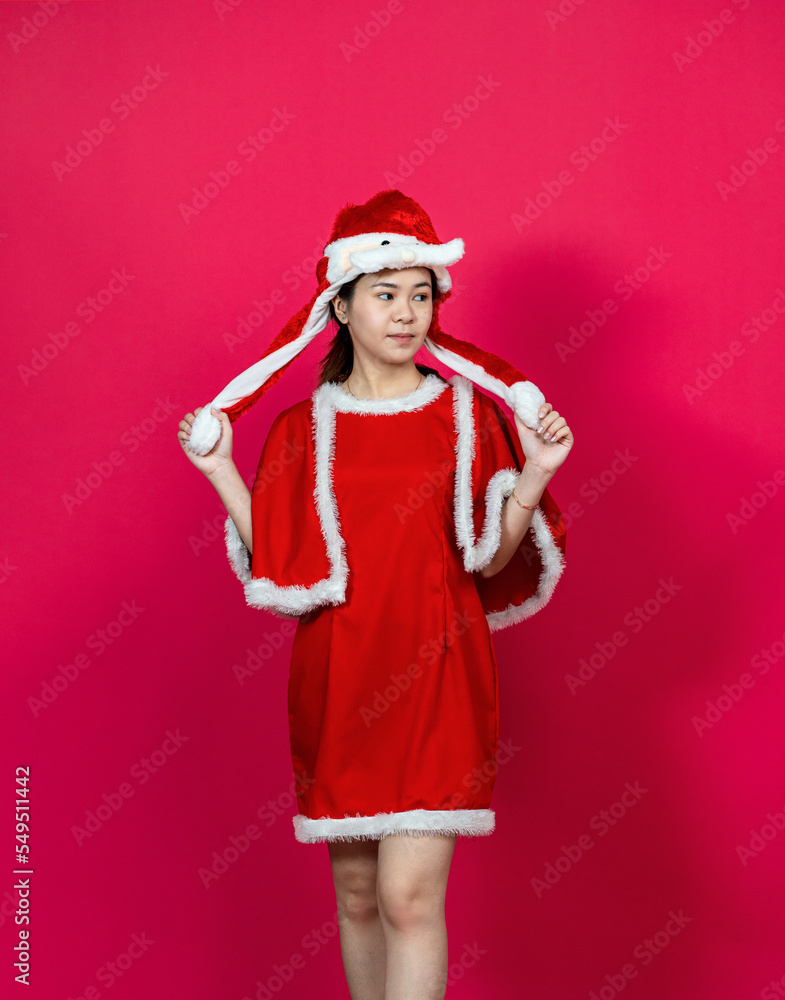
[514,403,574,476]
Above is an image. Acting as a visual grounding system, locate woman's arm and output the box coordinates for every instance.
[479,464,552,578]
[480,401,574,579]
[178,405,253,553]
[209,463,253,553]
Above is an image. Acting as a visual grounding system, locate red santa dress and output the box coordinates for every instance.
[224,372,566,844]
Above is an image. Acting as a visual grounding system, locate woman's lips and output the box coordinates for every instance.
[388,334,414,342]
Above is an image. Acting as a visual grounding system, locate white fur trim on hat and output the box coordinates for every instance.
[324,233,465,292]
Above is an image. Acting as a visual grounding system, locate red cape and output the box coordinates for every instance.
[224,375,566,632]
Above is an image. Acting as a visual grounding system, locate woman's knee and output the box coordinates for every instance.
[337,884,379,924]
[329,842,379,924]
[375,832,454,932]
[377,878,446,933]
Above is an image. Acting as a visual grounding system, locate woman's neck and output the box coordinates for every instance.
[343,362,423,400]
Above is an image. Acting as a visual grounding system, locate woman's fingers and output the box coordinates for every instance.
[535,406,573,443]
[541,416,566,440]
[548,421,573,444]
[178,412,199,447]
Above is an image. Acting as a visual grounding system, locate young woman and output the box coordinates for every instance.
[178,192,573,1000]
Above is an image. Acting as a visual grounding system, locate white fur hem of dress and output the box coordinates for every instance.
[222,372,564,628]
[293,808,495,844]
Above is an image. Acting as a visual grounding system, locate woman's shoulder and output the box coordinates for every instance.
[277,396,314,420]
[265,395,314,439]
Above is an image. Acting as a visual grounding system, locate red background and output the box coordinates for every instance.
[3,1,785,997]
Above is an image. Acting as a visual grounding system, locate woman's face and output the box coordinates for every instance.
[336,266,434,367]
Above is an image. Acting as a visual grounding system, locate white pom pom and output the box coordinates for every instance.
[187,406,222,456]
[507,380,546,430]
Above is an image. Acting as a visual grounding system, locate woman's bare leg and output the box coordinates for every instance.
[328,838,386,1000]
[376,833,456,1000]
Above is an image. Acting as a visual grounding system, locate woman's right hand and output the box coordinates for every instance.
[178,407,234,479]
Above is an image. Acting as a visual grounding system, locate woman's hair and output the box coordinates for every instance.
[316,268,449,387]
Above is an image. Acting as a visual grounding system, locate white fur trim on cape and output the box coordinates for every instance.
[293,807,495,844]
[450,373,565,629]
[225,512,347,617]
[451,375,519,573]
[320,370,449,415]
[224,515,252,583]
[485,505,565,632]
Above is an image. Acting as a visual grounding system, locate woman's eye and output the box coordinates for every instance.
[377,293,430,301]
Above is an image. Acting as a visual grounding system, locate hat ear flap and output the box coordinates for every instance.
[222,288,324,422]
[425,325,546,430]
[187,284,327,456]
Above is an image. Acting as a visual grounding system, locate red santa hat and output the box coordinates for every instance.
[187,188,547,455]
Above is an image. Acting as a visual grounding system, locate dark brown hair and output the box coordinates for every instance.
[316,268,449,387]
